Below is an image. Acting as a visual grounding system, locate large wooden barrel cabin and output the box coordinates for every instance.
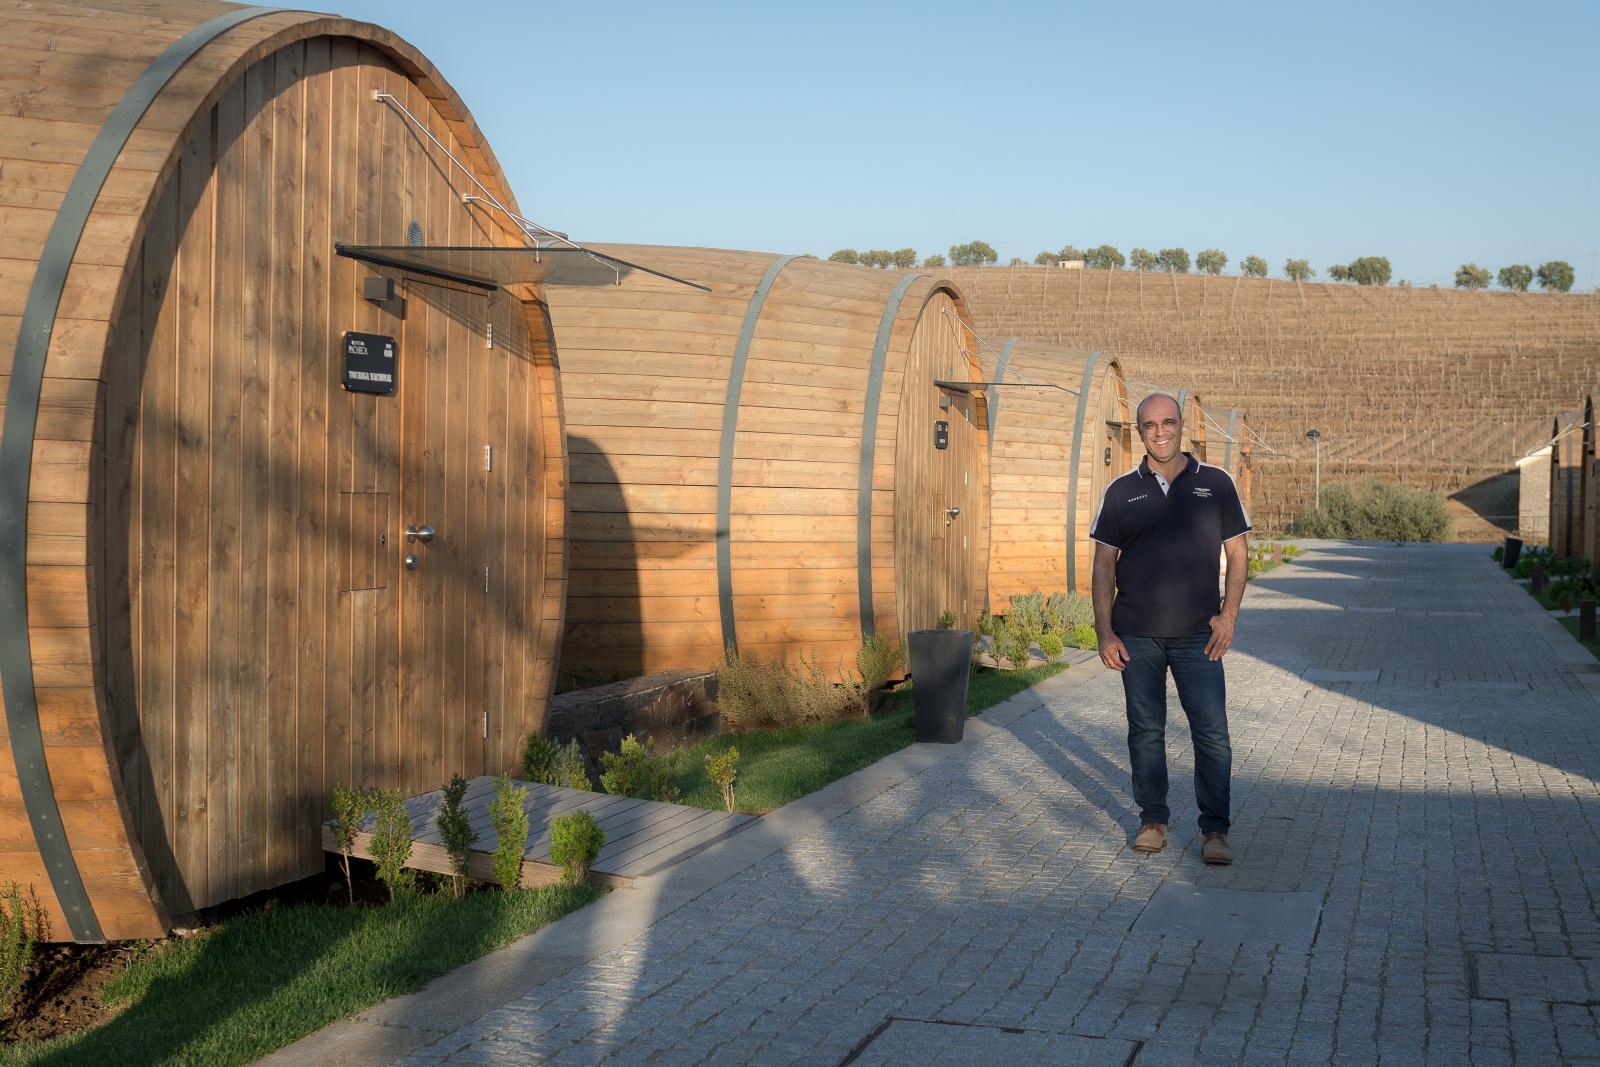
[0,1,568,940]
[1582,394,1596,564]
[1217,409,1254,515]
[543,247,989,680]
[982,339,1127,602]
[1551,411,1583,558]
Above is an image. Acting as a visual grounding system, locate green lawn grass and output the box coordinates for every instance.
[0,883,601,1067]
[667,662,1068,813]
[1558,617,1600,661]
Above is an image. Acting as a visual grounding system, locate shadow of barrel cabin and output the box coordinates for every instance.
[0,1,568,940]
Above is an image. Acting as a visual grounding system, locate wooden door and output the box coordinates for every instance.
[936,394,981,628]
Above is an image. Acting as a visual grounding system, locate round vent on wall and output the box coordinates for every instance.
[407,221,423,247]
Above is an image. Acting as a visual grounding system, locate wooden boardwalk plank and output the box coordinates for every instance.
[327,777,754,885]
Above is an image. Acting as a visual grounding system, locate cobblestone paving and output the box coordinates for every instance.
[393,544,1600,1066]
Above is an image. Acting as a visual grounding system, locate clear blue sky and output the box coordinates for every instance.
[332,0,1598,289]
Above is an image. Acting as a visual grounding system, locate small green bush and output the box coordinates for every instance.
[547,811,605,885]
[856,635,905,714]
[1045,591,1094,631]
[1039,631,1065,658]
[600,733,678,803]
[996,614,1038,669]
[490,776,530,889]
[522,734,591,790]
[1007,593,1048,633]
[368,789,415,901]
[717,643,879,731]
[937,610,957,629]
[1074,624,1098,651]
[703,747,740,811]
[976,607,999,639]
[329,782,371,905]
[1292,477,1453,542]
[0,882,47,1030]
[436,774,479,899]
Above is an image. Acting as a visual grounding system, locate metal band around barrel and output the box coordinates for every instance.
[857,274,923,640]
[716,254,796,653]
[0,5,284,943]
[987,338,1016,454]
[1064,352,1101,593]
[1224,410,1237,470]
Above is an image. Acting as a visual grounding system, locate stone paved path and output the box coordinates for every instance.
[384,543,1600,1066]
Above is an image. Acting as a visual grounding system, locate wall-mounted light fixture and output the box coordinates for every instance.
[934,421,949,450]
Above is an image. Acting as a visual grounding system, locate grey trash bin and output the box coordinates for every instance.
[907,629,974,744]
[1501,537,1522,570]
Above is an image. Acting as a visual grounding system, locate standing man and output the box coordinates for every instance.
[1090,393,1250,864]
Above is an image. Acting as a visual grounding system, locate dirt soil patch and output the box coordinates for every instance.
[3,855,388,1046]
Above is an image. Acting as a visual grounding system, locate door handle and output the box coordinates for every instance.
[406,524,435,544]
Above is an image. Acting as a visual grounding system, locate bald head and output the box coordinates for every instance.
[1136,393,1181,428]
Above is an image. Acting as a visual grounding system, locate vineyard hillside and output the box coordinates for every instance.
[950,266,1600,536]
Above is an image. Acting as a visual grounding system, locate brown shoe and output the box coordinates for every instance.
[1132,823,1168,853]
[1202,832,1233,865]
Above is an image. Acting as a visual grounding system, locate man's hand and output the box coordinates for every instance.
[1099,632,1130,671]
[1204,614,1235,660]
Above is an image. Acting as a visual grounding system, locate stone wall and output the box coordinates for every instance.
[546,670,720,761]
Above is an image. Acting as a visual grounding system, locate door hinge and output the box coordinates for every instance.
[485,444,493,472]
[486,322,494,350]
[484,565,490,593]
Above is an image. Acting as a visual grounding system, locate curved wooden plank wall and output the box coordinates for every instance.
[1582,394,1596,564]
[0,0,567,940]
[544,247,987,679]
[1217,409,1253,515]
[983,340,1126,602]
[1551,411,1583,558]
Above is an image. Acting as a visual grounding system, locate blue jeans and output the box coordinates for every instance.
[1118,632,1232,834]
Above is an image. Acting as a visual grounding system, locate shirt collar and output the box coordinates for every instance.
[1137,453,1198,479]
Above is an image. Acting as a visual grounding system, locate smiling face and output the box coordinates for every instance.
[1136,394,1184,466]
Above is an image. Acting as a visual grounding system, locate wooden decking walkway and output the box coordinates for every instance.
[323,777,756,889]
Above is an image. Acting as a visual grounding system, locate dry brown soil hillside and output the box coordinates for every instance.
[950,266,1599,536]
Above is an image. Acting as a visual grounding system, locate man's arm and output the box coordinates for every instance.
[1205,533,1249,661]
[1092,541,1129,671]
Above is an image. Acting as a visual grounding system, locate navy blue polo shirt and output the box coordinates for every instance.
[1089,454,1251,638]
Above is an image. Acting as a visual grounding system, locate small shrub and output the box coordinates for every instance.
[600,733,655,799]
[856,636,905,714]
[522,735,593,790]
[1046,591,1094,632]
[1074,624,1099,651]
[1292,477,1453,542]
[519,733,558,784]
[1039,631,1065,658]
[976,607,999,639]
[329,782,371,905]
[937,610,957,629]
[490,776,530,889]
[548,810,605,885]
[368,788,415,901]
[716,644,875,731]
[996,615,1038,669]
[1007,593,1047,633]
[0,882,47,1027]
[436,773,479,899]
[717,644,791,732]
[704,747,740,812]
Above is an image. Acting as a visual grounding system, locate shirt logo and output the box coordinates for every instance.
[1128,494,1149,502]
[1192,487,1213,498]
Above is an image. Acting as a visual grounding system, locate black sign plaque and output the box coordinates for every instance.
[342,331,397,395]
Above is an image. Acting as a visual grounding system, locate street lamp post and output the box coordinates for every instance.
[1305,429,1322,510]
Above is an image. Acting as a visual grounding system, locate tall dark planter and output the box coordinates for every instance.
[907,629,974,744]
[1501,537,1522,570]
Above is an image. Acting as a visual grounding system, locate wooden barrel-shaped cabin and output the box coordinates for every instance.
[0,1,567,941]
[982,340,1127,602]
[1217,409,1253,515]
[1128,386,1207,468]
[1582,394,1597,564]
[543,247,988,680]
[1551,411,1583,558]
